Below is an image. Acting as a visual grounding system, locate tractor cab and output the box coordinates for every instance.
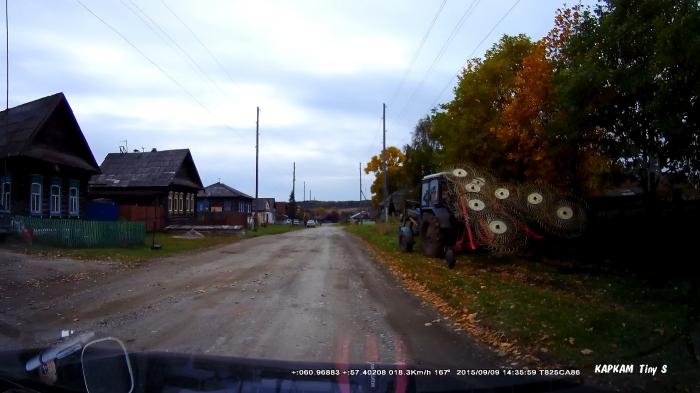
[420,172,450,209]
[398,172,457,265]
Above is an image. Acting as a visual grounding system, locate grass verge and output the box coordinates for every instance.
[14,224,302,263]
[345,221,699,391]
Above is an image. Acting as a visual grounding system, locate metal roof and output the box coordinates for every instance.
[89,149,203,189]
[198,182,253,199]
[421,172,450,181]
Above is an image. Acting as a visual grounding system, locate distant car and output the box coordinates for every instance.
[293,219,300,225]
[305,219,317,228]
[0,204,11,241]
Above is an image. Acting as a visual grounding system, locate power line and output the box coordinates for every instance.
[388,0,447,106]
[430,0,522,110]
[396,0,481,119]
[74,0,239,131]
[74,0,211,114]
[159,0,236,84]
[120,0,234,103]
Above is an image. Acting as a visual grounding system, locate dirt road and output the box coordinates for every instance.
[0,226,498,368]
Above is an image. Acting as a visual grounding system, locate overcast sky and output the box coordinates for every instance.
[4,0,596,201]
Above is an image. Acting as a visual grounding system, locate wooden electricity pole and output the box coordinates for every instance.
[254,106,259,231]
[382,103,388,223]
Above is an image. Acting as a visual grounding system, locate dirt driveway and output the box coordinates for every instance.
[0,226,498,369]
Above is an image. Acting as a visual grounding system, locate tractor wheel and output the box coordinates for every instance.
[421,213,444,258]
[445,249,456,269]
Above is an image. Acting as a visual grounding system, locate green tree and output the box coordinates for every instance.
[286,191,297,222]
[554,0,700,196]
[402,116,441,199]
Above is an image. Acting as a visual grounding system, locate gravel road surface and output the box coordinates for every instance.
[0,226,498,369]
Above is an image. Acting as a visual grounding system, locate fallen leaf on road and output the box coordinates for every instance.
[73,318,79,322]
[424,322,432,327]
[581,349,594,355]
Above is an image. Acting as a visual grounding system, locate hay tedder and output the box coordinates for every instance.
[398,165,586,268]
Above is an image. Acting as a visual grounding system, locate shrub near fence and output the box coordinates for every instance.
[13,216,146,248]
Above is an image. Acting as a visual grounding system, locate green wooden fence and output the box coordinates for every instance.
[13,216,146,248]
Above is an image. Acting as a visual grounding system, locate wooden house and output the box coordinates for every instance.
[89,149,203,225]
[0,92,100,217]
[253,197,276,224]
[197,182,253,214]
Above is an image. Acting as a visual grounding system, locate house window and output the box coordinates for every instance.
[30,181,42,215]
[1,176,10,211]
[190,194,195,214]
[69,187,79,216]
[178,192,183,214]
[168,191,173,214]
[50,185,61,216]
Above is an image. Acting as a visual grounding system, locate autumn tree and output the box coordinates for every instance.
[493,42,558,184]
[364,146,406,208]
[431,34,533,180]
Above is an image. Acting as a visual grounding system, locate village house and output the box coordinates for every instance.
[88,149,203,226]
[197,181,253,214]
[0,93,100,218]
[253,197,276,225]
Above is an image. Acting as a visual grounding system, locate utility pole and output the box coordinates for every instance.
[382,103,388,223]
[303,181,306,202]
[359,162,362,201]
[292,162,296,196]
[254,106,259,232]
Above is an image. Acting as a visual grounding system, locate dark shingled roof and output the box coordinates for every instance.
[90,149,203,189]
[0,92,100,172]
[198,182,253,199]
[253,198,276,211]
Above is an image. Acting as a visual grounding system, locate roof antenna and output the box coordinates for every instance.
[119,139,128,154]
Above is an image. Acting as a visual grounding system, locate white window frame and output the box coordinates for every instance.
[50,185,61,215]
[178,192,183,214]
[30,183,42,215]
[69,187,79,216]
[190,194,195,214]
[168,191,173,214]
[1,180,10,211]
